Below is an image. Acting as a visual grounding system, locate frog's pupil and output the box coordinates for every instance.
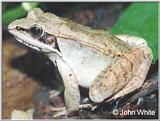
[29,26,42,38]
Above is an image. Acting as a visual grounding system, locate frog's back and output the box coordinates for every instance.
[27,8,132,57]
[51,16,133,57]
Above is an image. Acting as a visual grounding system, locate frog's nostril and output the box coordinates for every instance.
[8,22,19,31]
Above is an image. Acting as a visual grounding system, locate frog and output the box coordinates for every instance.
[8,8,152,114]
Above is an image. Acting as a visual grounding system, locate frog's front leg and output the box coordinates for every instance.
[49,55,80,111]
[57,60,80,110]
[89,36,152,103]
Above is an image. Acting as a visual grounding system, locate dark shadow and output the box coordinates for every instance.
[10,50,63,89]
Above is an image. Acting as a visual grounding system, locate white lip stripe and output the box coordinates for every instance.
[16,37,41,51]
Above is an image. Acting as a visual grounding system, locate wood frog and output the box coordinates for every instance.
[8,8,152,112]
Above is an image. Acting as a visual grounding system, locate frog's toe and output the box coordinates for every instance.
[53,108,67,118]
[89,84,114,103]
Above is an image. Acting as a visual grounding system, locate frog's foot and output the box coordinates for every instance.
[49,90,61,98]
[52,107,67,118]
[50,107,66,112]
[89,35,152,103]
[76,103,94,110]
[53,104,94,118]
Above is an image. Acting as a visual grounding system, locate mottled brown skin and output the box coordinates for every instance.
[90,47,152,102]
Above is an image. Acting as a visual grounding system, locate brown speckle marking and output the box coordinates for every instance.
[138,56,142,65]
[123,56,133,71]
[141,49,147,59]
[119,63,128,82]
[103,43,107,48]
[119,63,126,73]
[111,69,119,81]
[108,49,112,54]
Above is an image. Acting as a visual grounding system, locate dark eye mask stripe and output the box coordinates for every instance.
[39,33,57,45]
[16,26,56,45]
[16,26,28,32]
[15,26,60,52]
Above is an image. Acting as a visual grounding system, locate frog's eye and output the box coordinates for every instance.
[29,25,43,38]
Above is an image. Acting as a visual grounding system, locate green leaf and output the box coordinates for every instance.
[111,3,158,63]
[3,6,26,27]
[3,2,39,27]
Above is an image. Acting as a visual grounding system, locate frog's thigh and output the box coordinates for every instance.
[107,35,152,100]
[89,47,152,103]
[109,47,152,101]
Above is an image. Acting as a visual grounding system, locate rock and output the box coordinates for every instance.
[11,109,34,119]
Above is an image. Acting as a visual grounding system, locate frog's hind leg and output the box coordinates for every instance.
[89,35,152,103]
[115,34,148,47]
[109,47,152,100]
[109,35,153,100]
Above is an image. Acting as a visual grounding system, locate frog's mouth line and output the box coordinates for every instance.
[15,37,42,51]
